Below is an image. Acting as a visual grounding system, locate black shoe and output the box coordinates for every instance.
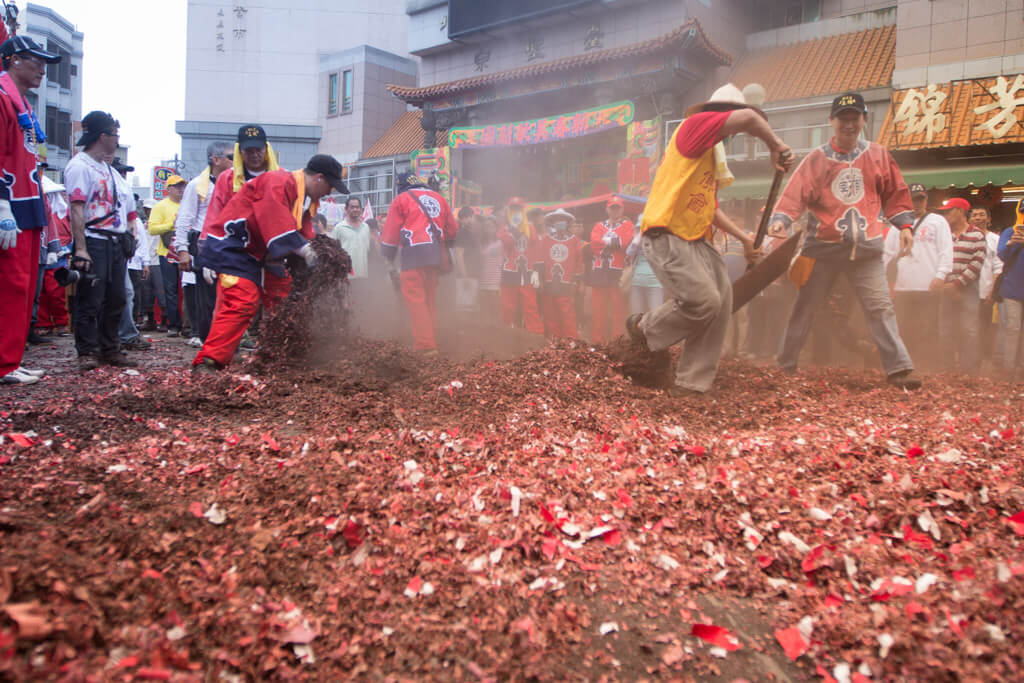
[191,357,221,375]
[100,351,139,368]
[121,336,152,351]
[166,328,180,338]
[156,324,167,333]
[78,354,102,371]
[624,314,648,351]
[27,329,47,345]
[887,369,921,390]
[140,318,157,332]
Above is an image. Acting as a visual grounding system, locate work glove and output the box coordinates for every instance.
[298,243,318,268]
[46,251,58,266]
[0,200,20,250]
[530,271,540,289]
[203,267,216,285]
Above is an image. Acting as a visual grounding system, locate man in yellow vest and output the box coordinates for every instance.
[625,83,793,396]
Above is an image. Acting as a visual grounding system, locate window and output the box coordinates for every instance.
[45,40,71,88]
[328,73,338,115]
[341,69,353,114]
[70,64,78,77]
[755,0,821,30]
[57,111,71,150]
[45,106,57,144]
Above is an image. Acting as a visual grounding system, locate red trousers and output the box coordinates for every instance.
[542,294,577,339]
[400,268,439,350]
[193,273,289,368]
[0,230,40,376]
[591,285,625,343]
[36,270,69,329]
[500,285,543,334]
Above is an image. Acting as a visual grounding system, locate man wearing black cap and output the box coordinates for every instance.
[65,110,138,370]
[882,183,952,369]
[192,154,347,372]
[770,92,921,389]
[0,36,60,384]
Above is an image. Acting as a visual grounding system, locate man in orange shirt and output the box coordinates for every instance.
[625,84,792,395]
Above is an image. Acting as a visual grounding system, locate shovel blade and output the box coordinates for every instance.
[731,233,802,312]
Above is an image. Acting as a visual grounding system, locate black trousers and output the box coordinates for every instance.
[159,255,181,331]
[74,237,127,357]
[192,275,216,340]
[129,268,145,320]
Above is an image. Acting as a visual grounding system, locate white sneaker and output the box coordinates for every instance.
[17,366,45,377]
[2,369,40,385]
[186,336,202,348]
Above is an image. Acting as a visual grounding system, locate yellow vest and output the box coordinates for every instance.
[640,122,717,241]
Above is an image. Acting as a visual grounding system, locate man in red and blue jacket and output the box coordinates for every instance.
[381,173,458,353]
[589,196,634,342]
[539,208,583,339]
[497,196,543,334]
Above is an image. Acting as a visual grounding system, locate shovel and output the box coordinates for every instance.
[731,166,797,312]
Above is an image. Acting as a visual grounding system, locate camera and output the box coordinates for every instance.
[54,256,98,287]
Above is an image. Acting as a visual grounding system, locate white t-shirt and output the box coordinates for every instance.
[329,220,371,279]
[883,212,953,292]
[479,239,502,291]
[64,151,127,234]
[978,230,1004,300]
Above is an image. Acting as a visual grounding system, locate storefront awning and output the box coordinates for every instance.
[901,162,1024,189]
[717,162,1024,202]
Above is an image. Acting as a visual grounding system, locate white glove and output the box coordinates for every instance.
[530,271,540,289]
[46,251,58,266]
[0,200,20,250]
[203,267,216,285]
[601,231,615,246]
[298,242,318,268]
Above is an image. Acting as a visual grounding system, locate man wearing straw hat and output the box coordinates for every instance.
[625,83,793,396]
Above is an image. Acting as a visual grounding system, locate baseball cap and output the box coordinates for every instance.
[0,36,61,64]
[76,111,119,147]
[305,154,349,194]
[908,183,927,197]
[607,196,625,208]
[237,124,267,151]
[165,174,186,187]
[112,157,134,174]
[830,92,867,118]
[938,197,970,212]
[507,196,526,208]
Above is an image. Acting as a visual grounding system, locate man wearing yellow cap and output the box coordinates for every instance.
[148,174,187,336]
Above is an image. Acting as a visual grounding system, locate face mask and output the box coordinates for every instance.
[509,212,522,227]
[553,221,567,232]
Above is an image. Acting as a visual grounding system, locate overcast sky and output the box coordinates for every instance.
[27,0,187,186]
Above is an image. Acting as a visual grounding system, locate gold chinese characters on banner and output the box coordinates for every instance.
[879,75,1024,150]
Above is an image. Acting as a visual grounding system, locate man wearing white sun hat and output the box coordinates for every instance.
[626,82,794,396]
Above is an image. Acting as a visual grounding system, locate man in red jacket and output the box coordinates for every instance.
[0,36,60,385]
[497,197,543,334]
[381,172,458,353]
[192,155,347,372]
[539,208,583,338]
[589,197,634,342]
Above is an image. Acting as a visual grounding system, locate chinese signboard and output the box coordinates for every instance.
[152,166,174,200]
[448,100,635,149]
[881,75,1024,150]
[618,116,662,196]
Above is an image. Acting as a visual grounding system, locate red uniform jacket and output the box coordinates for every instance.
[0,76,46,232]
[590,218,634,287]
[381,188,458,271]
[539,232,583,296]
[200,170,314,285]
[498,224,541,287]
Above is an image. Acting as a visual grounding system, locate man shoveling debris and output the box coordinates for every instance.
[191,154,348,373]
[625,83,793,396]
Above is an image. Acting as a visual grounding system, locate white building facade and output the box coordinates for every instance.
[23,2,83,180]
[177,0,414,176]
